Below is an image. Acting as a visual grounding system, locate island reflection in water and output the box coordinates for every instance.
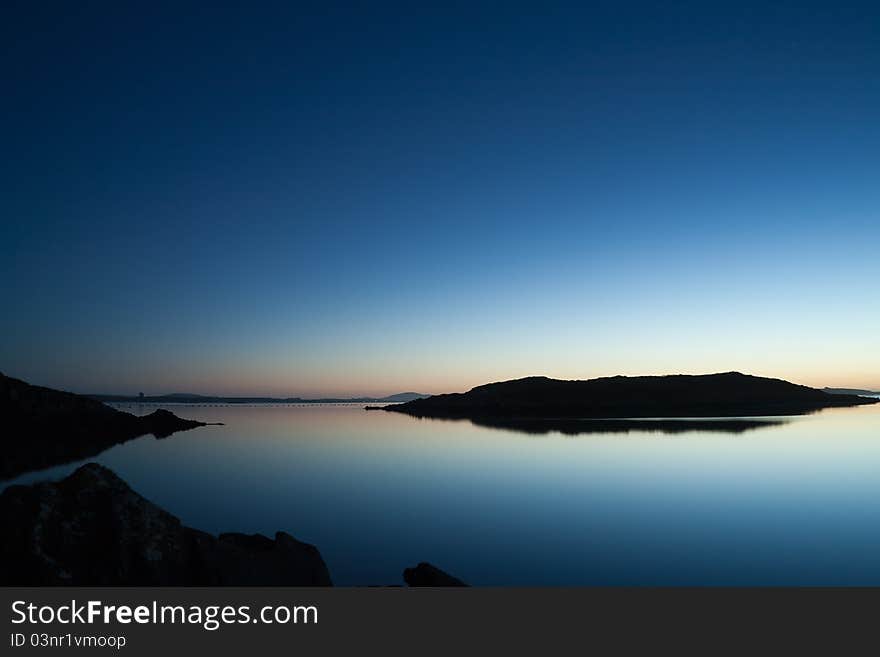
[460,416,788,435]
[3,401,880,585]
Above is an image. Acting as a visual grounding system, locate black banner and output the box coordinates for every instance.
[2,588,877,654]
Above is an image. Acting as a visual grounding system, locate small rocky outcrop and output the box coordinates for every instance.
[143,408,210,438]
[403,562,468,587]
[0,463,332,586]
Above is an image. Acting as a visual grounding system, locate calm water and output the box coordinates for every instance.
[4,400,880,585]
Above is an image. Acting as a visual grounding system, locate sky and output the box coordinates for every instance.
[2,1,879,396]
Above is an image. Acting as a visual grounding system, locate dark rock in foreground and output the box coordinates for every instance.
[382,372,879,421]
[403,562,468,587]
[0,463,332,586]
[1,373,214,479]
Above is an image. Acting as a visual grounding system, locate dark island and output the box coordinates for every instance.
[379,372,879,421]
[1,373,218,479]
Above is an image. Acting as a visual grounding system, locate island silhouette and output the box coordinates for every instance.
[376,372,878,420]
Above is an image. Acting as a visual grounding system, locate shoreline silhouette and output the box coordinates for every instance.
[1,373,219,479]
[0,463,463,587]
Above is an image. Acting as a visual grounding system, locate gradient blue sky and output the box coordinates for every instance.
[2,1,879,396]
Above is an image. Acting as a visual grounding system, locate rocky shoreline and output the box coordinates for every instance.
[1,373,466,586]
[0,463,465,587]
[1,372,217,479]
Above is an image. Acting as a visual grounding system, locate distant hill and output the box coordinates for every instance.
[381,372,879,420]
[88,391,429,404]
[379,392,428,402]
[823,387,880,396]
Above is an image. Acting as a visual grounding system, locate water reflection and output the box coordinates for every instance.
[463,416,789,435]
[3,403,880,585]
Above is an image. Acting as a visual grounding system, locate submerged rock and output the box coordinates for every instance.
[0,463,332,586]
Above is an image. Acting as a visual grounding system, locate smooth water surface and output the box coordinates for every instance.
[5,400,880,585]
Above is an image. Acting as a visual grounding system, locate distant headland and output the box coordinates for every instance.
[823,387,880,397]
[377,372,879,420]
[88,391,429,404]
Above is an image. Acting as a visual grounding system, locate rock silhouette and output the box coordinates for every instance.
[403,562,468,587]
[0,463,474,587]
[1,373,214,479]
[0,463,332,585]
[382,372,879,420]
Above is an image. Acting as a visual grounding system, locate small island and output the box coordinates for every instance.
[379,372,879,421]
